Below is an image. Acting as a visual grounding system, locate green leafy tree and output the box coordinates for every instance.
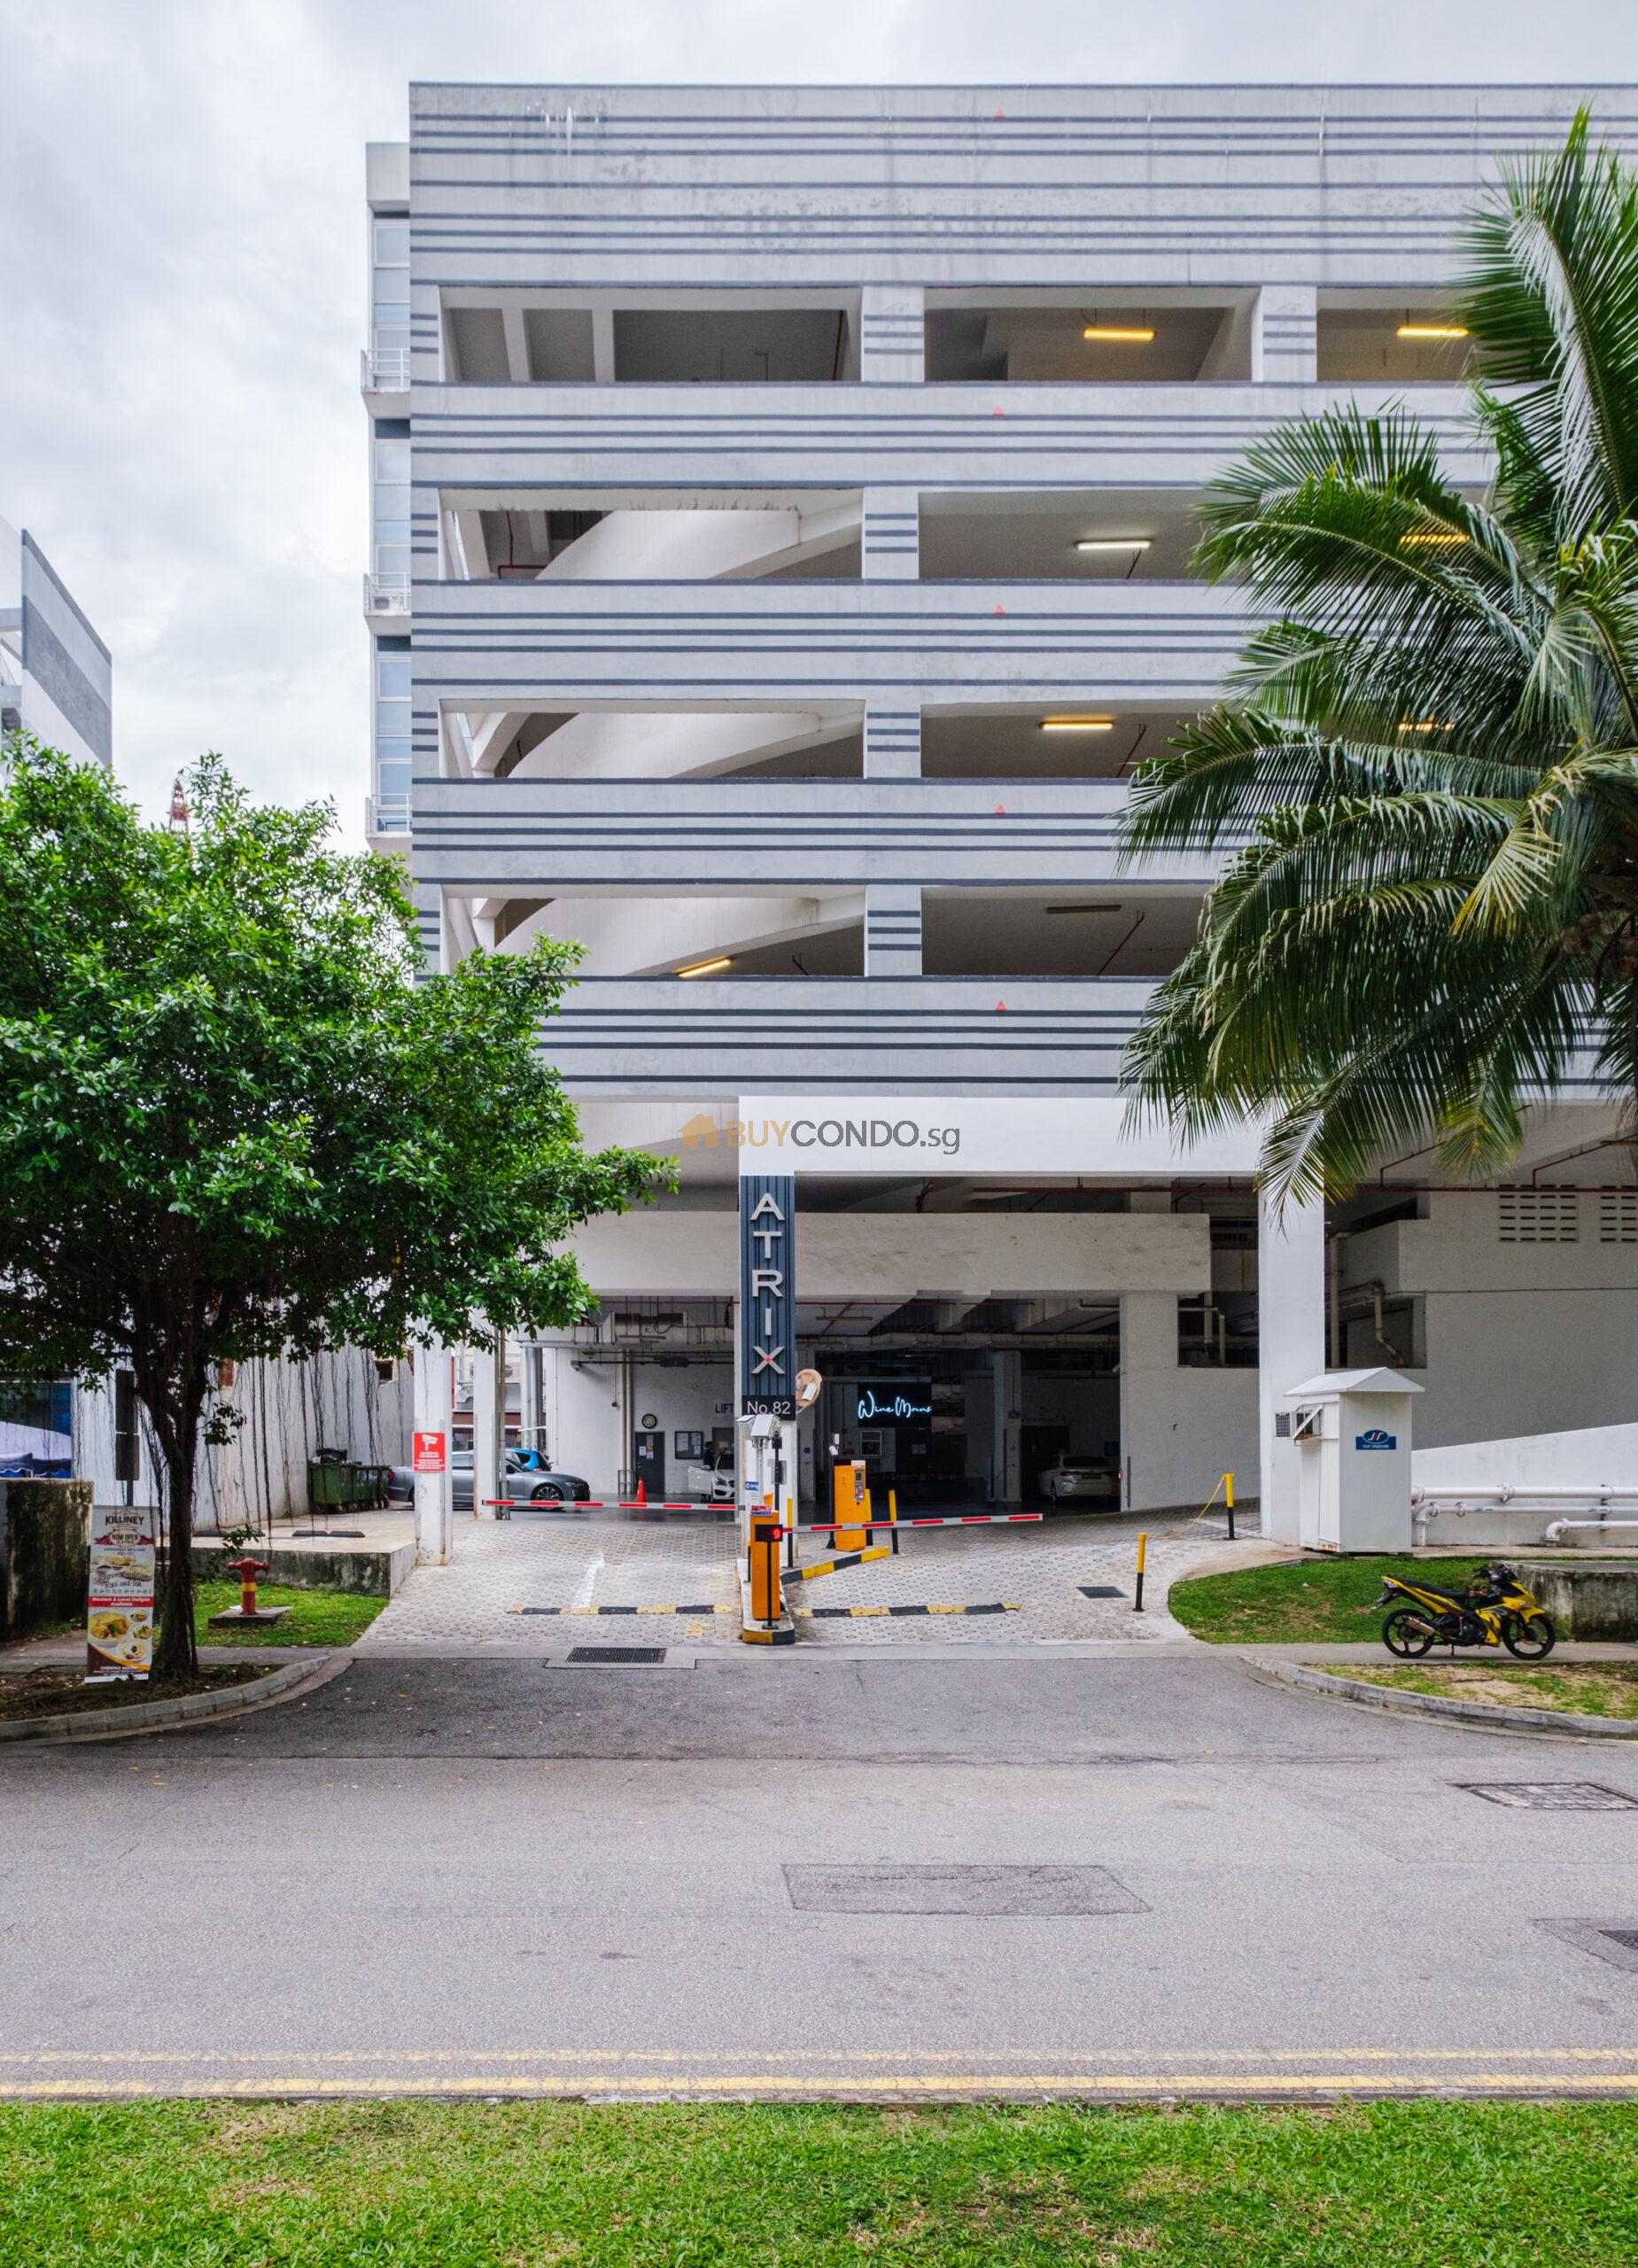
[1120,114,1638,1204]
[0,744,667,1675]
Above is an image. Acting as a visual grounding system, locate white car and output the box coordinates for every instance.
[686,1445,735,1503]
[1036,1454,1119,1505]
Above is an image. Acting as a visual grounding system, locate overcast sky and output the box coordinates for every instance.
[4,0,1638,838]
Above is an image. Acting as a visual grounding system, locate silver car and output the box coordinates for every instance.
[1036,1454,1119,1505]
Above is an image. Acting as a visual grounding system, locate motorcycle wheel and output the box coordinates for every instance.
[1502,1611,1556,1661]
[1382,1607,1438,1658]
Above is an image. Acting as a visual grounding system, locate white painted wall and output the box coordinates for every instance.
[569,1204,1214,1298]
[1414,1420,1638,1494]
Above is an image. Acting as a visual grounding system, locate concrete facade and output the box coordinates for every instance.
[0,517,112,769]
[365,82,1638,1548]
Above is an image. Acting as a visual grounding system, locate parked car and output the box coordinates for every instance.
[1036,1453,1119,1506]
[685,1444,735,1503]
[385,1450,592,1508]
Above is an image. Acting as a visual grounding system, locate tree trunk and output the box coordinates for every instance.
[149,1376,206,1682]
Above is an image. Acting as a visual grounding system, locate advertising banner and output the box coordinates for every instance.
[723,1097,1261,1178]
[85,1504,157,1682]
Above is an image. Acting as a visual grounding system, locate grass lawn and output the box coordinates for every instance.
[190,1581,386,1649]
[1168,1556,1492,1644]
[1347,1660,1638,1717]
[3,2100,1637,2266]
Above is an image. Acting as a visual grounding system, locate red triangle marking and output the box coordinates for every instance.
[994,108,1006,120]
[994,803,1007,814]
[992,405,1005,416]
[994,604,1005,615]
[996,1001,1007,1013]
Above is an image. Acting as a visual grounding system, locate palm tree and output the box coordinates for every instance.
[1119,113,1638,1207]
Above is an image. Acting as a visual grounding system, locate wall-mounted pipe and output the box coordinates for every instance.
[1544,1517,1638,1542]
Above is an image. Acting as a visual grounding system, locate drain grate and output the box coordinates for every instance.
[1078,1585,1125,1599]
[566,1645,667,1666]
[783,1863,1148,1916]
[1460,1783,1638,1811]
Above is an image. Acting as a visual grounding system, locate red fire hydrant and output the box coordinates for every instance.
[225,1556,269,1619]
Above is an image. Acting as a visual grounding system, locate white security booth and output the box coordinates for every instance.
[1284,1368,1423,1554]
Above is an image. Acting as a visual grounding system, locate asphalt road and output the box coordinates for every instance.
[5,1649,1638,2101]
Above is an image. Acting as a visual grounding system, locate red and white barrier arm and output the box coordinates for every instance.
[802,1512,1044,1532]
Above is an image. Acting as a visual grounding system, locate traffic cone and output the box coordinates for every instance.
[635,1476,647,1508]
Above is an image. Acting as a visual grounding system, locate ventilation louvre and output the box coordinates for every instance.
[1498,1188,1579,1244]
[1599,1191,1638,1245]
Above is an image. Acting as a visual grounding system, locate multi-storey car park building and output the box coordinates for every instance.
[363,82,1638,1555]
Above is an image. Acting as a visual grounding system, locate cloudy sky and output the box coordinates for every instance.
[4,0,1638,838]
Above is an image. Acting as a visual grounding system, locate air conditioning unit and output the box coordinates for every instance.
[1276,1404,1324,1441]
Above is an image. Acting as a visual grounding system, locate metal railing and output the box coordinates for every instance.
[361,344,411,392]
[362,571,411,617]
[366,794,411,837]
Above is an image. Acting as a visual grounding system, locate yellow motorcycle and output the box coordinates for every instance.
[1368,1561,1556,1661]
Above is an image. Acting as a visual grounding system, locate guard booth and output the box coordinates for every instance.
[1283,1367,1422,1553]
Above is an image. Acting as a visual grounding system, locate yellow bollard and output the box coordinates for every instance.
[888,1485,899,1556]
[1134,1530,1147,1613]
[1224,1471,1236,1541]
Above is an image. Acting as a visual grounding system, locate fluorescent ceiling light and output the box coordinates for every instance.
[1039,718,1115,732]
[1083,325,1154,342]
[1044,903,1122,916]
[1397,322,1468,339]
[676,955,733,977]
[1075,538,1153,553]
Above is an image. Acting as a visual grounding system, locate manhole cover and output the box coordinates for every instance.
[1079,1585,1125,1599]
[782,1863,1147,1916]
[566,1645,667,1666]
[1460,1783,1638,1811]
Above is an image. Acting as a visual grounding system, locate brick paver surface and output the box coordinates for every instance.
[358,1508,1244,1650]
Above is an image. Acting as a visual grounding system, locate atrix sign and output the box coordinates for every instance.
[739,1173,796,1418]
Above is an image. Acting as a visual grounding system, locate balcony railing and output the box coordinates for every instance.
[366,795,412,837]
[361,344,412,392]
[362,571,412,617]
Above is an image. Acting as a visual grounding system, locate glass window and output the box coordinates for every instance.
[377,757,412,796]
[373,481,411,526]
[377,655,412,700]
[373,438,411,483]
[374,221,410,265]
[373,265,411,310]
[373,543,412,579]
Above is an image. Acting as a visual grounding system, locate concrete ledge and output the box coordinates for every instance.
[191,1540,413,1597]
[1252,1655,1638,1738]
[0,1650,351,1745]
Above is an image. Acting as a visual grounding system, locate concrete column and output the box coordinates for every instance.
[1119,1292,1180,1514]
[1258,1193,1328,1543]
[861,487,920,579]
[991,1350,1022,1504]
[864,705,921,777]
[412,1340,453,1565]
[470,1332,503,1520]
[1253,285,1318,382]
[858,284,925,382]
[520,1340,543,1455]
[591,305,617,382]
[864,885,922,975]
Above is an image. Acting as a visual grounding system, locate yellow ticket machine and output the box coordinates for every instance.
[832,1459,871,1550]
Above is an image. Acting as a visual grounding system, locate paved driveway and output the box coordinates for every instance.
[359,1507,1246,1652]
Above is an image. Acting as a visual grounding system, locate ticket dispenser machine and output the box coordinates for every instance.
[1283,1367,1423,1554]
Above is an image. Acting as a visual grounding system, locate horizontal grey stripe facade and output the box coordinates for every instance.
[412,776,1222,892]
[411,579,1248,703]
[416,381,1485,493]
[540,975,1156,1096]
[408,84,1637,286]
[19,532,113,766]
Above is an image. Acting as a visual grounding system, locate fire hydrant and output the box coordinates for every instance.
[225,1555,269,1619]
